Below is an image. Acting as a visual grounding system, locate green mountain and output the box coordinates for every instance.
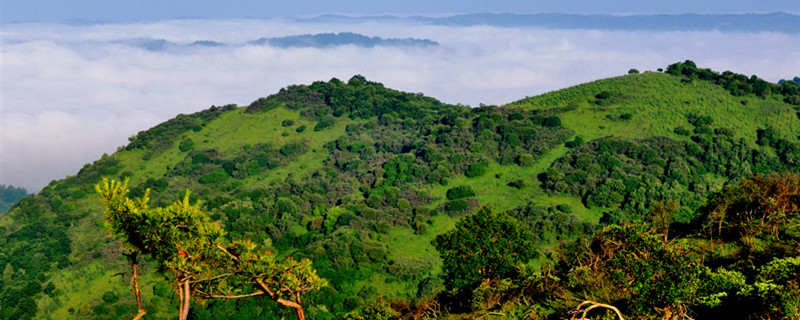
[0,185,29,214]
[1,62,799,319]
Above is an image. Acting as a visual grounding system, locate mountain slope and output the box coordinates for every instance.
[0,64,798,319]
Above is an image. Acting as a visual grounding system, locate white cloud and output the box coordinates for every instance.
[1,19,797,192]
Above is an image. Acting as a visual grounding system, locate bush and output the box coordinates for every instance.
[596,91,613,100]
[674,126,691,136]
[445,199,469,213]
[199,169,229,184]
[179,138,195,152]
[465,163,486,178]
[507,179,525,189]
[543,116,562,127]
[102,290,120,303]
[314,116,336,131]
[517,154,535,166]
[447,185,475,200]
[281,119,294,127]
[556,204,572,213]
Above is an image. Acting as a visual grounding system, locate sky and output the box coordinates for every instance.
[1,2,800,192]
[3,0,799,22]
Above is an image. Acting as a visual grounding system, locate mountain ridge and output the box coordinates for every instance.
[1,63,799,319]
[298,12,800,33]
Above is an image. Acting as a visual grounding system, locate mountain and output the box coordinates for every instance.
[248,32,438,48]
[1,63,799,319]
[0,185,28,214]
[299,12,800,34]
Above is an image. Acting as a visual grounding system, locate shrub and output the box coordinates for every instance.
[517,154,535,166]
[445,199,469,213]
[465,163,486,178]
[314,116,335,131]
[179,138,195,152]
[543,116,562,127]
[447,185,475,200]
[199,169,229,184]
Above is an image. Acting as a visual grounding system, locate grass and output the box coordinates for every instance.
[510,72,800,145]
[425,144,597,222]
[364,214,455,298]
[42,262,122,319]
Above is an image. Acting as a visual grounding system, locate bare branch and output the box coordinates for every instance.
[570,300,625,320]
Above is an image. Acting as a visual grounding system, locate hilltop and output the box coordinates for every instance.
[0,62,799,319]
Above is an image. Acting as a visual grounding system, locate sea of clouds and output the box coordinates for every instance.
[1,19,797,192]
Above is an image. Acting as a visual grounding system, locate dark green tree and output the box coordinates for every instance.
[433,206,536,290]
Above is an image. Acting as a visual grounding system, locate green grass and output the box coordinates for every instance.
[510,72,800,145]
[43,262,122,319]
[424,144,597,222]
[364,214,455,298]
[384,215,455,261]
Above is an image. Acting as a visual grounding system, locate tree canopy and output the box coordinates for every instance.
[433,206,537,290]
[96,178,326,320]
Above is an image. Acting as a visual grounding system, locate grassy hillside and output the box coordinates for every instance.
[0,63,798,319]
[511,71,800,145]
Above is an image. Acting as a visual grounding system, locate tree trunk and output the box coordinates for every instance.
[293,293,305,320]
[178,281,184,320]
[255,279,306,320]
[179,280,191,320]
[129,252,147,320]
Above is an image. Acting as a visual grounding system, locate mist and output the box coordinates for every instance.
[1,19,797,192]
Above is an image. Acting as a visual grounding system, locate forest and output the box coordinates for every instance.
[0,185,28,214]
[0,61,798,319]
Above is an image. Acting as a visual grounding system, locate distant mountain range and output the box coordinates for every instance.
[248,32,438,48]
[119,32,437,51]
[298,12,799,33]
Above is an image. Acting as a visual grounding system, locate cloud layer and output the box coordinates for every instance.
[2,19,797,192]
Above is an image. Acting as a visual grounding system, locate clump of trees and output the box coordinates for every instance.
[542,115,799,223]
[126,104,236,152]
[0,184,29,213]
[666,60,798,103]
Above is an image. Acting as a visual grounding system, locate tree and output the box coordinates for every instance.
[563,224,703,317]
[96,178,326,320]
[702,173,800,258]
[433,206,537,290]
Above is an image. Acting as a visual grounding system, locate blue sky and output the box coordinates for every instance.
[3,0,799,22]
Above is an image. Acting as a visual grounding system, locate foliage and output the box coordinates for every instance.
[0,184,29,213]
[96,179,326,320]
[542,117,799,223]
[446,185,475,200]
[561,224,703,317]
[702,173,800,251]
[433,206,537,290]
[666,60,791,100]
[126,104,236,152]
